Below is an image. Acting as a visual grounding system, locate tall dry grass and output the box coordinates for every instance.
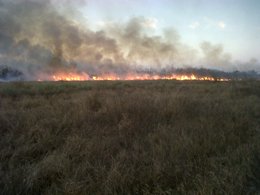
[0,80,260,194]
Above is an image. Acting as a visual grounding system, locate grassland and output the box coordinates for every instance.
[0,80,260,194]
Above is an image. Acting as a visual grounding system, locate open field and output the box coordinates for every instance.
[0,80,260,194]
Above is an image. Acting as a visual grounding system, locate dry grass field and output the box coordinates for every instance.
[0,80,260,194]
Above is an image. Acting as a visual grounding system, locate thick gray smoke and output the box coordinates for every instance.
[200,42,232,71]
[0,0,127,79]
[0,0,259,80]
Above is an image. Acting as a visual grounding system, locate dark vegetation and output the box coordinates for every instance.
[0,66,24,81]
[0,80,260,194]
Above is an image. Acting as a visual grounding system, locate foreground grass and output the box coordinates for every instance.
[0,80,260,194]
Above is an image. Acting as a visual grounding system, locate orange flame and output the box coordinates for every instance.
[51,72,89,81]
[47,72,229,81]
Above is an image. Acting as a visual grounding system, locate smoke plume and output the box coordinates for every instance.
[0,0,259,80]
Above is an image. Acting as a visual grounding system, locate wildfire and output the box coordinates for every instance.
[48,72,229,81]
[51,72,89,81]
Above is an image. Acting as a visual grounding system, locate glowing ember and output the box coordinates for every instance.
[47,72,229,81]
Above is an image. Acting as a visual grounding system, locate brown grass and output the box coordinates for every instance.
[0,80,260,194]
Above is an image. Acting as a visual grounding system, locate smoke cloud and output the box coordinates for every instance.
[200,41,233,71]
[0,0,259,80]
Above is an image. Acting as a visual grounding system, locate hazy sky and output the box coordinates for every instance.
[81,0,260,62]
[1,0,259,77]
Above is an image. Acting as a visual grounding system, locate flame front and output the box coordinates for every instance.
[46,72,229,81]
[51,72,89,81]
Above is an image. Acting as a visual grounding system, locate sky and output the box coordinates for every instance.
[0,0,260,80]
[81,0,260,62]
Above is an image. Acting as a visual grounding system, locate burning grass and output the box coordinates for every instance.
[0,80,260,194]
[48,72,229,81]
